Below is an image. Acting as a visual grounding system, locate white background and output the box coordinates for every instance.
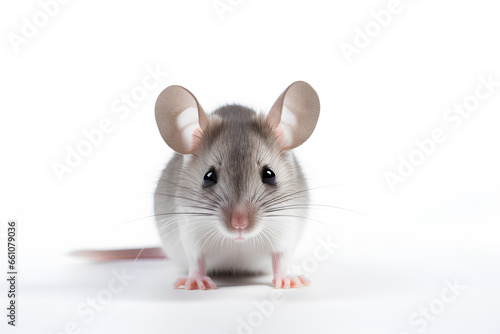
[1,0,499,333]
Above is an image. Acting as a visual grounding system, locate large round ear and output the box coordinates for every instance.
[155,85,208,154]
[267,81,320,150]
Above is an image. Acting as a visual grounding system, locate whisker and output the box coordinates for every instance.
[265,204,365,216]
[264,214,341,232]
[152,192,217,210]
[259,229,276,254]
[259,183,358,210]
[198,229,220,250]
[100,209,216,231]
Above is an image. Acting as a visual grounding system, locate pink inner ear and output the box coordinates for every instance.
[274,126,286,149]
[191,127,204,153]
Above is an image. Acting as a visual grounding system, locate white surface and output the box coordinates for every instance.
[1,0,500,333]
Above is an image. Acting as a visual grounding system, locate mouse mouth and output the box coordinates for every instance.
[224,225,259,242]
[226,207,252,241]
[228,224,264,242]
[222,206,261,242]
[234,229,246,242]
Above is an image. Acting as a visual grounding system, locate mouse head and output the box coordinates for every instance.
[155,82,320,244]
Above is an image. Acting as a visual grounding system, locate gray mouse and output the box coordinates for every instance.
[154,81,320,290]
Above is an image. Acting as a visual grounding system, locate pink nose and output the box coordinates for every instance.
[231,210,248,229]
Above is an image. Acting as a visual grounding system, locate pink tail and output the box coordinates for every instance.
[70,247,166,261]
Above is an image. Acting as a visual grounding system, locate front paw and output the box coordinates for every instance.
[273,275,310,289]
[173,276,217,290]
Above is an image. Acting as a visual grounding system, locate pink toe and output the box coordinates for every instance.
[196,279,205,290]
[173,278,186,289]
[173,276,216,290]
[185,279,195,290]
[291,277,303,288]
[299,276,311,287]
[204,278,217,289]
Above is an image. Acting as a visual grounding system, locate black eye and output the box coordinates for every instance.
[262,167,276,186]
[203,169,217,187]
